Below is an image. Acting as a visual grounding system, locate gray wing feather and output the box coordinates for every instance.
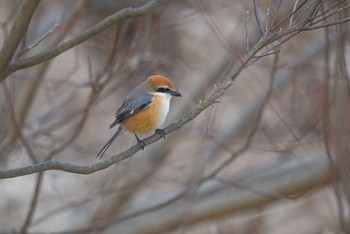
[115,91,153,123]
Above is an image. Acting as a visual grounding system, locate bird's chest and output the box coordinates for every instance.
[121,94,171,134]
[153,95,170,128]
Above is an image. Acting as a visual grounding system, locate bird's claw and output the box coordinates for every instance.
[134,134,145,150]
[137,140,145,150]
[155,128,166,139]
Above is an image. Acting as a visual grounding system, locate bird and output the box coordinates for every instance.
[96,75,181,159]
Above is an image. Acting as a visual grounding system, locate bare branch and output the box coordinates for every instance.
[0,30,271,179]
[0,0,40,82]
[7,2,86,146]
[26,155,332,233]
[72,156,332,234]
[1,0,344,178]
[5,0,164,78]
[1,1,350,232]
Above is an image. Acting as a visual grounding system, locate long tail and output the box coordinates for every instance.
[96,125,123,159]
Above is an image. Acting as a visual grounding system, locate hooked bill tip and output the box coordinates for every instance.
[170,90,182,97]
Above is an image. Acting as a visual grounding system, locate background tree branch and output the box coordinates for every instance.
[0,0,164,81]
[0,0,40,82]
[0,0,349,233]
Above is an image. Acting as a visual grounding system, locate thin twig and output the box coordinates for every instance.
[265,0,272,32]
[206,52,278,179]
[253,0,265,35]
[310,1,348,25]
[252,50,280,59]
[299,17,350,30]
[6,2,86,147]
[294,0,323,27]
[306,4,350,26]
[270,0,283,27]
[2,84,39,164]
[271,0,309,30]
[44,75,99,160]
[199,0,230,49]
[290,0,299,26]
[17,22,61,56]
[246,10,249,52]
[20,172,44,233]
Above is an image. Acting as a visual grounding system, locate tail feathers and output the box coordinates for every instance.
[109,119,118,129]
[96,125,123,159]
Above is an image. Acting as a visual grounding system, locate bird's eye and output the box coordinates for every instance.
[156,87,165,92]
[156,87,171,93]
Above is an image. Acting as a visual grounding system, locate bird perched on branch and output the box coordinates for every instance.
[97,75,181,159]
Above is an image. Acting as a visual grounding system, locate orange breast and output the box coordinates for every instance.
[121,95,169,134]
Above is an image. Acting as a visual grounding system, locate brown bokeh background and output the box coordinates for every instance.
[0,0,349,233]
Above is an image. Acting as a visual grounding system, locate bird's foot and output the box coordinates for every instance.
[155,128,166,139]
[134,134,145,150]
[137,140,145,150]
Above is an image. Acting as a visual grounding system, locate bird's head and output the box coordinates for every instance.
[146,75,182,97]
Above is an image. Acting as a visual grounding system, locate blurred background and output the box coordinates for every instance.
[0,0,349,233]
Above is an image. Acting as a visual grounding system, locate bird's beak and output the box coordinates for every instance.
[170,90,182,97]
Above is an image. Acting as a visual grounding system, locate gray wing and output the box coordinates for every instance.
[112,91,153,126]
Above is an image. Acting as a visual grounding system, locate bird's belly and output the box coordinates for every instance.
[121,95,170,134]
